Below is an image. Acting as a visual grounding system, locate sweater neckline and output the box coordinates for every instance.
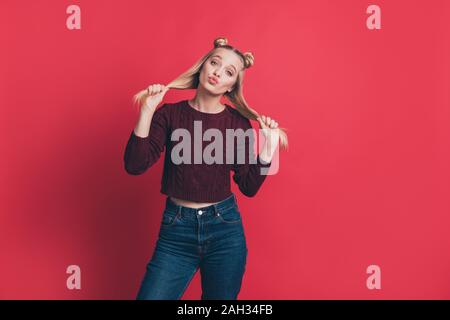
[183,99,229,117]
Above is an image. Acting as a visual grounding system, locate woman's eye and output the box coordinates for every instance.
[210,60,232,76]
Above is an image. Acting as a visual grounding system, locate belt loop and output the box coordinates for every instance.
[177,203,182,218]
[213,203,219,216]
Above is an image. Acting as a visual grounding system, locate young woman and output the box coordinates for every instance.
[124,37,288,300]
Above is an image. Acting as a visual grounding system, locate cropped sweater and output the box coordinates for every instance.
[123,99,272,202]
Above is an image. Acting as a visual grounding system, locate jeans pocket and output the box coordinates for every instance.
[161,209,181,227]
[216,205,242,224]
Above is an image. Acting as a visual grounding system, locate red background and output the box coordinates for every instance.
[1,0,449,299]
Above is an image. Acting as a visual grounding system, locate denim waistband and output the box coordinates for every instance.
[164,193,237,217]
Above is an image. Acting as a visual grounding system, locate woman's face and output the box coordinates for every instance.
[200,48,244,95]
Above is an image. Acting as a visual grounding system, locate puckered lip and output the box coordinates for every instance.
[208,76,219,84]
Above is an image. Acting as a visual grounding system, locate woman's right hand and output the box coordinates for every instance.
[141,84,169,113]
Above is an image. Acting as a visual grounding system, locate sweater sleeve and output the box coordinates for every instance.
[123,104,170,175]
[231,118,272,197]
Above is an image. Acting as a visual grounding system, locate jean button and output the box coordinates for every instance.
[198,210,203,215]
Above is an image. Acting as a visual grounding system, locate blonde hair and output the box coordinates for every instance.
[133,37,288,150]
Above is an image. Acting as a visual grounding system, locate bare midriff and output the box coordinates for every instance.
[169,196,220,209]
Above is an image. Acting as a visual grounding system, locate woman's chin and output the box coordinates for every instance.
[205,82,217,89]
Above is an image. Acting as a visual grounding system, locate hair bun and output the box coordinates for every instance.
[214,37,228,48]
[243,51,254,68]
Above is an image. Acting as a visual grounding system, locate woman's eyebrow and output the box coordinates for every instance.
[211,55,237,72]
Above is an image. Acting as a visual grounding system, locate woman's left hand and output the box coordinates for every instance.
[256,115,280,152]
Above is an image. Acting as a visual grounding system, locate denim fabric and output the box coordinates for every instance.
[136,193,248,300]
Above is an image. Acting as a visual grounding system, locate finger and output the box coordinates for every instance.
[257,117,266,129]
[270,119,276,128]
[274,122,278,128]
[267,117,272,124]
[257,117,264,127]
[152,84,159,95]
[261,115,266,123]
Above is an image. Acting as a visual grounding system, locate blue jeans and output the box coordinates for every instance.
[136,193,248,300]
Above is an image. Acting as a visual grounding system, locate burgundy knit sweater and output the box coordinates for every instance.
[123,99,272,202]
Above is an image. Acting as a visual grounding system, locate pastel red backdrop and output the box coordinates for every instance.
[1,0,449,299]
